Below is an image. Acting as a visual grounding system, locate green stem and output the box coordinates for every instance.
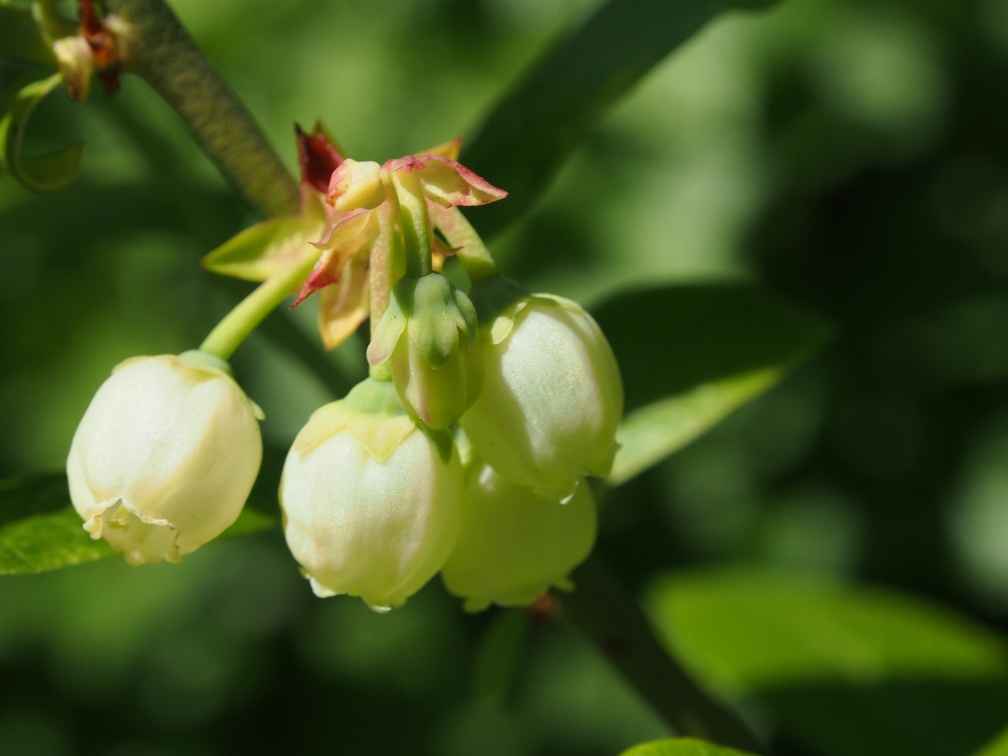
[200,252,319,361]
[561,557,764,752]
[390,169,433,279]
[34,0,76,41]
[105,0,298,218]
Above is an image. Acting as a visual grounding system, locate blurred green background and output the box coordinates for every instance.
[2,0,1007,754]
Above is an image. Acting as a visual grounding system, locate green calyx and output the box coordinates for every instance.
[293,377,456,465]
[368,273,478,368]
[367,273,484,430]
[292,378,415,463]
[177,349,233,376]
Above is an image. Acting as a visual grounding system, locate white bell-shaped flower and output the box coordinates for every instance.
[280,378,464,611]
[67,351,263,565]
[461,284,623,500]
[441,461,597,612]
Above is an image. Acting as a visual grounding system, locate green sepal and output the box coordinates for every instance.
[202,212,322,282]
[407,273,475,368]
[177,348,232,376]
[370,273,483,429]
[1,73,84,192]
[291,378,416,464]
[369,273,478,368]
[366,284,407,366]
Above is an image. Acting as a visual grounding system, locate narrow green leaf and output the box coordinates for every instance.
[462,0,777,237]
[0,73,84,191]
[593,284,830,485]
[0,473,277,576]
[646,569,1008,756]
[610,369,779,486]
[619,737,761,756]
[202,214,321,281]
[16,139,85,187]
[974,726,1008,756]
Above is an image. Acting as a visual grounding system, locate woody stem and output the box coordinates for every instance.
[105,0,298,218]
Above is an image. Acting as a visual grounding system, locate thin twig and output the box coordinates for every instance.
[106,0,298,218]
[561,557,764,752]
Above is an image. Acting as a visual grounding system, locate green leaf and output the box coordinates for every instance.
[610,370,780,486]
[461,0,777,238]
[647,570,1008,689]
[202,214,321,281]
[0,471,74,526]
[0,473,277,576]
[646,569,1008,756]
[0,507,115,574]
[974,726,1008,756]
[0,73,84,191]
[593,284,830,485]
[619,737,761,756]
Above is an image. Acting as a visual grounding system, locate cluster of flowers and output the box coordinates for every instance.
[66,128,623,612]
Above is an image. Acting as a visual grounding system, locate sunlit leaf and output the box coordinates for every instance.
[462,0,777,237]
[0,73,84,191]
[610,370,780,486]
[974,726,1008,756]
[646,569,1008,756]
[0,473,277,575]
[0,507,114,574]
[618,737,761,756]
[593,284,830,485]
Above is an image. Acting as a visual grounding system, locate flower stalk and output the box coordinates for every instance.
[200,251,320,361]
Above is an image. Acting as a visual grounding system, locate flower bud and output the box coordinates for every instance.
[53,36,96,101]
[441,461,597,612]
[279,378,464,610]
[367,273,483,429]
[66,351,264,565]
[461,281,623,500]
